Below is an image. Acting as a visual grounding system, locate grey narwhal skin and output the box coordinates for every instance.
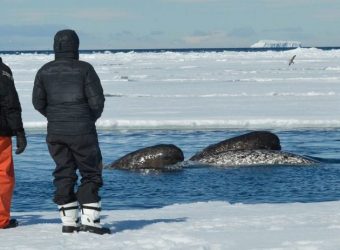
[107,144,184,170]
[193,150,318,167]
[190,131,281,161]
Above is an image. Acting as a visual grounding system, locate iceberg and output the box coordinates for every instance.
[251,40,302,48]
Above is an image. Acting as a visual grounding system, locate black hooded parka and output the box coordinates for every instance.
[0,57,24,136]
[32,29,105,135]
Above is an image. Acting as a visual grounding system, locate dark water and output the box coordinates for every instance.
[12,129,340,211]
[1,47,340,55]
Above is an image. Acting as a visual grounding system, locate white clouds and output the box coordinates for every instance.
[0,24,68,50]
[183,31,227,45]
[259,0,315,5]
[0,0,26,3]
[228,27,257,38]
[258,0,338,7]
[0,24,67,37]
[73,9,134,22]
[9,8,134,24]
[315,7,340,22]
[162,0,221,3]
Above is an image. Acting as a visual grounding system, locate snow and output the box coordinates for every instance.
[2,47,340,130]
[251,40,302,48]
[2,201,340,249]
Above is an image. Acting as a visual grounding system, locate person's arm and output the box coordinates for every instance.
[1,68,26,154]
[32,70,47,117]
[84,65,105,121]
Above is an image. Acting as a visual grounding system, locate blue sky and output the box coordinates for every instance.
[1,0,340,50]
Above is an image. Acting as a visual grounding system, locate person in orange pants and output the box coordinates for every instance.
[0,137,15,228]
[0,57,26,229]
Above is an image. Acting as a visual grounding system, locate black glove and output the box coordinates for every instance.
[15,131,27,154]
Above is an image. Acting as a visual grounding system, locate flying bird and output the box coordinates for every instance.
[289,55,296,66]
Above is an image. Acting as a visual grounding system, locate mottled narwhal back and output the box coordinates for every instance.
[107,144,184,170]
[195,150,317,166]
[190,131,281,161]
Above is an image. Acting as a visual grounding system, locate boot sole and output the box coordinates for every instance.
[79,225,111,235]
[62,226,79,233]
[3,219,18,229]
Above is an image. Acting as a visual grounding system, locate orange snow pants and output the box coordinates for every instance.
[0,137,15,228]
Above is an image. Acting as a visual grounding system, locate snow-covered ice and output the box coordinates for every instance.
[1,201,340,250]
[2,47,340,130]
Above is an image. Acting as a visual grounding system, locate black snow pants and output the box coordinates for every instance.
[46,133,103,205]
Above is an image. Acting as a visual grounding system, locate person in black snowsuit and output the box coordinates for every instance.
[32,30,110,235]
[0,57,27,229]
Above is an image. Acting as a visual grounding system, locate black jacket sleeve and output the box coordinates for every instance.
[84,65,105,120]
[32,70,47,117]
[0,67,24,134]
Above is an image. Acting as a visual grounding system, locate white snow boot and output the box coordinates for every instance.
[58,201,80,233]
[79,202,111,235]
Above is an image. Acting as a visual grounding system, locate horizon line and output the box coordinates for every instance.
[1,46,340,53]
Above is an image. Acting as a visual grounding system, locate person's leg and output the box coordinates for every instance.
[70,134,103,204]
[0,136,15,229]
[47,135,79,232]
[47,135,78,205]
[70,134,110,234]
